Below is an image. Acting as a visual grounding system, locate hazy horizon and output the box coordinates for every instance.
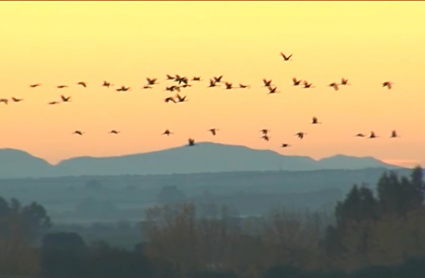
[1,1,425,168]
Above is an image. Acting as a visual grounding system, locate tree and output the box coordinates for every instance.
[40,232,89,278]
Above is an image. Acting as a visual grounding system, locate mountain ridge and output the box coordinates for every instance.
[0,142,404,179]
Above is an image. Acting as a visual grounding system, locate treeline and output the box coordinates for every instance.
[141,166,425,277]
[1,167,425,277]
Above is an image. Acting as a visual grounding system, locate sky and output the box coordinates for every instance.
[1,1,425,167]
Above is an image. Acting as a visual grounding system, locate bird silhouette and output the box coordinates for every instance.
[0,99,8,105]
[369,131,379,139]
[263,79,273,87]
[281,143,291,148]
[48,101,60,105]
[295,132,307,139]
[188,138,195,146]
[102,81,112,88]
[165,96,176,103]
[280,53,293,61]
[261,135,270,141]
[213,75,223,83]
[175,76,188,85]
[328,82,339,91]
[208,79,218,88]
[390,130,399,138]
[175,94,188,102]
[303,81,314,88]
[355,133,365,137]
[165,86,180,92]
[312,117,322,124]
[29,84,41,88]
[116,86,130,92]
[77,82,87,87]
[267,86,279,95]
[73,131,84,135]
[142,85,153,89]
[61,95,71,102]
[146,78,158,85]
[57,85,68,89]
[341,78,350,85]
[382,81,393,89]
[261,129,270,135]
[162,129,174,136]
[239,84,250,89]
[166,75,175,80]
[209,128,218,136]
[192,76,201,81]
[292,78,302,86]
[224,82,233,90]
[109,130,120,134]
[11,97,23,102]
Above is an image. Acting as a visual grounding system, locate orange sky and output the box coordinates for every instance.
[1,1,425,167]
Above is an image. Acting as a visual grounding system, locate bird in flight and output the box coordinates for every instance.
[192,76,201,81]
[142,85,153,89]
[312,117,322,124]
[267,86,279,95]
[116,86,130,92]
[224,82,233,90]
[11,97,23,102]
[61,95,71,102]
[188,138,195,146]
[281,143,291,148]
[175,94,188,103]
[261,135,270,141]
[369,131,378,139]
[239,84,250,89]
[77,82,87,87]
[29,84,41,88]
[292,78,302,86]
[213,75,223,83]
[109,130,120,134]
[390,130,399,138]
[162,129,173,136]
[382,81,393,89]
[303,81,314,88]
[164,96,177,103]
[280,53,293,61]
[165,86,180,92]
[48,101,60,105]
[208,79,218,88]
[57,85,68,89]
[341,78,350,85]
[328,82,339,91]
[0,99,8,105]
[261,129,270,135]
[263,79,273,87]
[102,81,112,88]
[209,128,218,136]
[355,133,365,137]
[146,78,158,85]
[175,76,188,85]
[295,132,307,139]
[166,75,175,80]
[73,130,84,135]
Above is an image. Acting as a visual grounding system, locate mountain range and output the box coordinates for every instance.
[0,142,402,179]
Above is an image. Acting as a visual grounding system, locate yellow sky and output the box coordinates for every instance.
[1,1,425,167]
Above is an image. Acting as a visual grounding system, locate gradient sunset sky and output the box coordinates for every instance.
[1,1,425,167]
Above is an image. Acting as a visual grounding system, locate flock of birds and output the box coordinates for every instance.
[3,52,400,149]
